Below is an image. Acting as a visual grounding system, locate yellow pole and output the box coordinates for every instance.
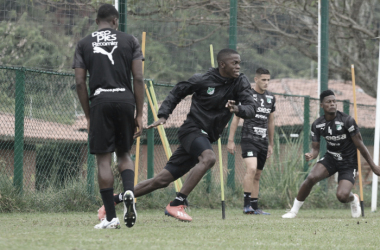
[210,44,225,219]
[351,64,364,217]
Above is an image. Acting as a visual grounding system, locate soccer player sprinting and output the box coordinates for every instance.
[227,68,275,215]
[282,90,380,219]
[73,4,144,229]
[98,49,257,222]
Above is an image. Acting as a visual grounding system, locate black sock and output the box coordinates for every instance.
[251,198,258,210]
[170,192,187,206]
[100,188,116,221]
[113,193,123,205]
[121,169,134,193]
[244,192,251,207]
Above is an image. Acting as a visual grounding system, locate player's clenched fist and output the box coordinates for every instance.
[304,153,313,161]
[225,100,239,113]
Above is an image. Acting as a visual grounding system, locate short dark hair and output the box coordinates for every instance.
[320,89,335,102]
[255,67,270,75]
[216,49,239,64]
[97,4,119,22]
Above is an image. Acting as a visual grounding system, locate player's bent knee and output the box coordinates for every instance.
[336,191,350,203]
[305,174,320,185]
[200,150,216,168]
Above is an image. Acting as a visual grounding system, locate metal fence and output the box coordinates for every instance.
[0,66,377,198]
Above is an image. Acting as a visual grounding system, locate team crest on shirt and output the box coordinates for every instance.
[336,124,342,130]
[253,94,257,101]
[207,87,215,95]
[266,95,273,103]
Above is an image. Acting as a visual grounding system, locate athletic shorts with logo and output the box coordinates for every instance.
[165,130,213,180]
[89,102,135,154]
[240,138,268,170]
[318,153,358,184]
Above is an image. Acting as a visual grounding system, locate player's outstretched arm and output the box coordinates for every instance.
[227,114,240,154]
[352,133,380,176]
[305,141,320,161]
[147,117,167,129]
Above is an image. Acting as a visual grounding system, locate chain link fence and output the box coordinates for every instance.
[0,66,377,205]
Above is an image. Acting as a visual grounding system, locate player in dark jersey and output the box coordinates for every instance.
[72,4,144,229]
[97,49,257,222]
[227,68,275,215]
[282,90,380,219]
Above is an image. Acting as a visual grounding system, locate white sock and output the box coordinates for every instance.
[290,198,304,214]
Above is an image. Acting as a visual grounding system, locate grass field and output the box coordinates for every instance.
[0,207,379,250]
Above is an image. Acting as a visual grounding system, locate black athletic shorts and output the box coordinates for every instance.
[89,102,135,154]
[318,154,358,185]
[240,138,268,170]
[165,132,213,180]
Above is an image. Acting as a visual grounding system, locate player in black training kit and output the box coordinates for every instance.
[73,4,144,229]
[97,49,257,222]
[282,90,380,219]
[228,68,275,215]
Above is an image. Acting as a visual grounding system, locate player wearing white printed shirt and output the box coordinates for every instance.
[228,68,275,215]
[282,89,380,219]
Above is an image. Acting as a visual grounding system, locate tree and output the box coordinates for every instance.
[127,0,380,97]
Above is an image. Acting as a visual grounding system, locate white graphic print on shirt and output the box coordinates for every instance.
[92,30,118,65]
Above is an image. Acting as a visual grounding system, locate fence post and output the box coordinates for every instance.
[147,85,154,179]
[227,0,238,191]
[14,68,26,193]
[343,99,350,115]
[87,140,95,196]
[303,96,310,173]
[118,0,127,33]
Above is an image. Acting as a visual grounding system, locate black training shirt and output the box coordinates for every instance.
[72,28,144,106]
[157,68,256,143]
[241,89,276,143]
[311,111,360,162]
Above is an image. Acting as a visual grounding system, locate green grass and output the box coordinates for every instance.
[1,208,379,250]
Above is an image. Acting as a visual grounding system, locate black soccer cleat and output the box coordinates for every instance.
[123,190,137,228]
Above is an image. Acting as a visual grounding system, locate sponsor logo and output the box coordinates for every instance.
[325,134,346,141]
[207,87,215,95]
[257,107,271,113]
[327,141,340,146]
[255,114,268,119]
[316,123,325,128]
[93,46,118,64]
[94,88,125,96]
[253,127,267,138]
[201,129,208,134]
[92,30,118,47]
[327,150,343,161]
[247,151,253,157]
[348,125,355,132]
